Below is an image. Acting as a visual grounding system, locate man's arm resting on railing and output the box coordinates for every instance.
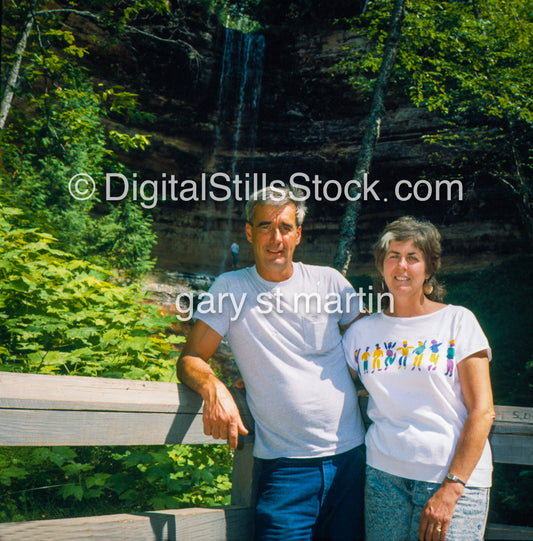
[177,319,248,450]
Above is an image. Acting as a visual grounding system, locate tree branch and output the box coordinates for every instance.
[1,5,203,131]
[0,13,35,130]
[35,8,201,60]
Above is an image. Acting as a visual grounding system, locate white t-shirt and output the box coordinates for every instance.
[342,305,492,487]
[195,262,366,459]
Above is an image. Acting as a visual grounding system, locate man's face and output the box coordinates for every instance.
[246,203,302,282]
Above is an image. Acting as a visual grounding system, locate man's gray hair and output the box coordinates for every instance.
[245,185,307,226]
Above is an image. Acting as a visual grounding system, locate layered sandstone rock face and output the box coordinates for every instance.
[69,5,523,275]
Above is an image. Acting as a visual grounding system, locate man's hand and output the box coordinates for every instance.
[177,320,248,450]
[202,378,248,450]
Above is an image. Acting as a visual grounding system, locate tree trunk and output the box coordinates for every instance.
[0,13,34,131]
[333,0,406,275]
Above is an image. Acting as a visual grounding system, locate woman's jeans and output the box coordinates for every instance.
[365,465,490,541]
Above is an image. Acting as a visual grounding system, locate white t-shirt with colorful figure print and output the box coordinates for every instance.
[342,304,493,487]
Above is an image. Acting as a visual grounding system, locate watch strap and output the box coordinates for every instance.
[445,472,466,486]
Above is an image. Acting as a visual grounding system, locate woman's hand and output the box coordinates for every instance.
[418,480,464,540]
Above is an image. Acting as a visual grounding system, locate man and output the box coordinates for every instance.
[178,186,366,540]
[230,240,239,268]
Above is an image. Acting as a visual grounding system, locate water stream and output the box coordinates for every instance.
[210,26,265,274]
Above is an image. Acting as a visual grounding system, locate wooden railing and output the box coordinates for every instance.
[0,372,532,540]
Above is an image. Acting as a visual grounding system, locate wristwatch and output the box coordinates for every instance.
[445,473,466,486]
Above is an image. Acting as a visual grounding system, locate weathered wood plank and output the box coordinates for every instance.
[0,408,255,447]
[485,522,533,540]
[0,372,254,446]
[0,507,253,541]
[489,432,533,465]
[0,409,211,446]
[358,393,533,428]
[0,372,202,413]
[494,406,533,425]
[491,422,533,435]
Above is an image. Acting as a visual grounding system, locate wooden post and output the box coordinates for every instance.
[231,442,256,507]
[229,387,257,509]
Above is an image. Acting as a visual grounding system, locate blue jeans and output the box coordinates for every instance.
[365,466,490,541]
[254,444,365,541]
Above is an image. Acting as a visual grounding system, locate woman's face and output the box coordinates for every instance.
[382,239,429,300]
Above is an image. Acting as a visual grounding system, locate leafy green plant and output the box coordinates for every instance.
[0,444,233,522]
[0,200,178,378]
[1,2,158,279]
[0,1,238,521]
[0,199,235,523]
[336,0,533,245]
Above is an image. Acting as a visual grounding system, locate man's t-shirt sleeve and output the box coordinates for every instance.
[193,276,231,338]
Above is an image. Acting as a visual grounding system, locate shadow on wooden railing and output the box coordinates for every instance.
[0,372,531,540]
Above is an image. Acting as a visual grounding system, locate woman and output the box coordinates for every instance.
[343,216,495,541]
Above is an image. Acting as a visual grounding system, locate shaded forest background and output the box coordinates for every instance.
[1,0,532,528]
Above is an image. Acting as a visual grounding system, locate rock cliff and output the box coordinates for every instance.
[72,5,525,275]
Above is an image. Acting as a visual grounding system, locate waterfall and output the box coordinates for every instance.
[211,27,265,274]
[211,28,265,172]
[231,32,265,174]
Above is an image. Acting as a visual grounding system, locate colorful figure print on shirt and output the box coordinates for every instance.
[428,339,442,371]
[383,342,397,370]
[411,340,427,371]
[445,339,456,377]
[361,346,371,374]
[372,344,383,373]
[396,341,413,369]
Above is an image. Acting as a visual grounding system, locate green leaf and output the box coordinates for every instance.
[50,447,77,467]
[59,484,84,501]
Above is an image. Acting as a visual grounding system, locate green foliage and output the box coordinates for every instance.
[0,199,234,522]
[338,0,533,120]
[1,1,158,279]
[0,200,179,378]
[337,0,533,243]
[0,444,233,522]
[491,464,533,527]
[441,256,533,408]
[200,0,362,30]
[401,0,533,122]
[252,0,362,25]
[198,0,263,32]
[0,1,238,523]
